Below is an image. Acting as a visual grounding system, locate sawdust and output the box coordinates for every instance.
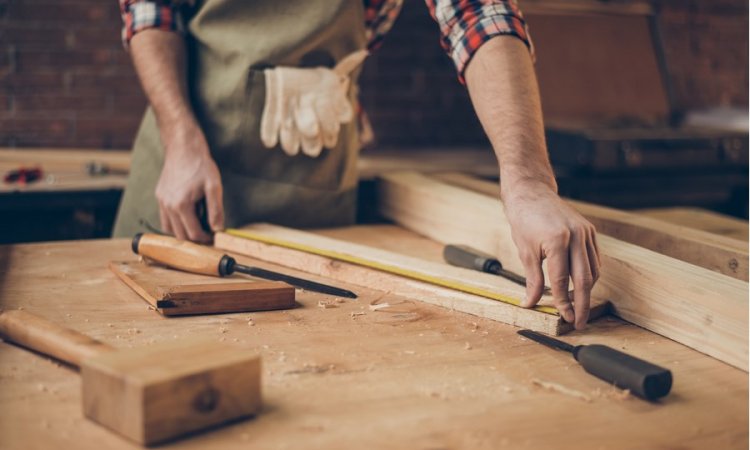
[127,328,140,335]
[350,312,366,318]
[247,319,255,326]
[317,300,339,309]
[219,327,229,334]
[464,342,472,350]
[285,363,336,375]
[369,302,392,311]
[532,378,592,402]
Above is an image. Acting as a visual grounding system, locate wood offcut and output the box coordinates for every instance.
[110,261,296,316]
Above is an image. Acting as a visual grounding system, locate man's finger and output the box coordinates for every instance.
[520,252,545,308]
[159,207,172,236]
[546,243,574,323]
[177,203,211,243]
[587,237,600,282]
[570,231,594,330]
[168,211,188,241]
[205,183,224,232]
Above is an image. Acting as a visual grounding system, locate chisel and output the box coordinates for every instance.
[443,244,550,293]
[518,329,672,400]
[132,233,357,299]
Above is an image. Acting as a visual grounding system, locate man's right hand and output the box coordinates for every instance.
[155,125,224,242]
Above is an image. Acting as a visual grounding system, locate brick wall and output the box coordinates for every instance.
[0,0,747,149]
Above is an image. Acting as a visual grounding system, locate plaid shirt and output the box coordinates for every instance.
[119,0,531,81]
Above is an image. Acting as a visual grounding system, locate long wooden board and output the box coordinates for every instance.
[214,225,610,335]
[637,206,749,242]
[433,172,749,281]
[109,261,295,316]
[378,171,749,371]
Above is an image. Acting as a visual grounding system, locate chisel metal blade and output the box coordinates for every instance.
[517,329,575,353]
[235,264,357,299]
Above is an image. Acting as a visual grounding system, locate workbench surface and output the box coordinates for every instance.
[0,226,747,450]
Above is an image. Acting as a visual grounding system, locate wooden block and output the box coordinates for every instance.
[81,339,261,445]
[378,172,749,371]
[0,310,262,446]
[110,261,295,316]
[215,225,610,336]
[433,172,749,281]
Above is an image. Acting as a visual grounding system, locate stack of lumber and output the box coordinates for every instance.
[376,172,748,371]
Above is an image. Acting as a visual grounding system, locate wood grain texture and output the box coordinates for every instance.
[0,237,746,449]
[434,172,749,280]
[82,340,261,445]
[378,172,749,370]
[357,148,498,180]
[637,207,749,242]
[215,225,609,335]
[110,261,295,316]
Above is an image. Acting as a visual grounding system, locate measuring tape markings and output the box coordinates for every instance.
[226,228,559,316]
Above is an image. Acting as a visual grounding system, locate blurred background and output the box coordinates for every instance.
[0,0,748,243]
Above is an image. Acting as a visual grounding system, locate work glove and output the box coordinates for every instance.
[260,50,368,157]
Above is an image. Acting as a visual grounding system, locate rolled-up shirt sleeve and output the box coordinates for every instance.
[425,0,533,83]
[119,0,186,48]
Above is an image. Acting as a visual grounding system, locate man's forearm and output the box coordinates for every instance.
[464,37,556,198]
[130,29,200,146]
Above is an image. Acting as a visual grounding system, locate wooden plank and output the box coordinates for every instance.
[434,172,749,281]
[0,237,747,449]
[214,225,610,336]
[378,171,749,371]
[109,261,295,316]
[357,148,498,180]
[638,207,749,242]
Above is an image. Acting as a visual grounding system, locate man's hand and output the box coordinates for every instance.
[155,125,224,242]
[464,36,601,328]
[129,30,224,242]
[503,182,600,330]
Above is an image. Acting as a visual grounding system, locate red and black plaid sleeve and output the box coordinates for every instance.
[119,0,185,48]
[425,0,533,83]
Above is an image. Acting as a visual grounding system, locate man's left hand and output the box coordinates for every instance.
[502,182,600,330]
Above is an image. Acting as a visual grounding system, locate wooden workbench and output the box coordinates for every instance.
[0,226,747,449]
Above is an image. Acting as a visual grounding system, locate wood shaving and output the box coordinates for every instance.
[317,300,338,309]
[464,342,472,350]
[369,302,392,311]
[350,312,366,318]
[247,319,255,326]
[532,378,592,402]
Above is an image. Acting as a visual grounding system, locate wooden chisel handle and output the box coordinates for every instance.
[0,310,115,367]
[132,233,232,277]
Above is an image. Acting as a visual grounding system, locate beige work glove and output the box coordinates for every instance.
[260,50,368,157]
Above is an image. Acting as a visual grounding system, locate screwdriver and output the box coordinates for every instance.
[444,244,550,293]
[131,233,357,299]
[518,329,672,400]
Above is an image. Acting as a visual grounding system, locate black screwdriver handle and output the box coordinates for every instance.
[573,344,672,400]
[443,244,501,273]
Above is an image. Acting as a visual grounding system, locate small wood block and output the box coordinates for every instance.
[81,339,261,445]
[110,261,295,316]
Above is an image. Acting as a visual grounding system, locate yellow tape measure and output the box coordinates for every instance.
[226,228,559,316]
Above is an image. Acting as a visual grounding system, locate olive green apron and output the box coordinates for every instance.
[112,0,366,237]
